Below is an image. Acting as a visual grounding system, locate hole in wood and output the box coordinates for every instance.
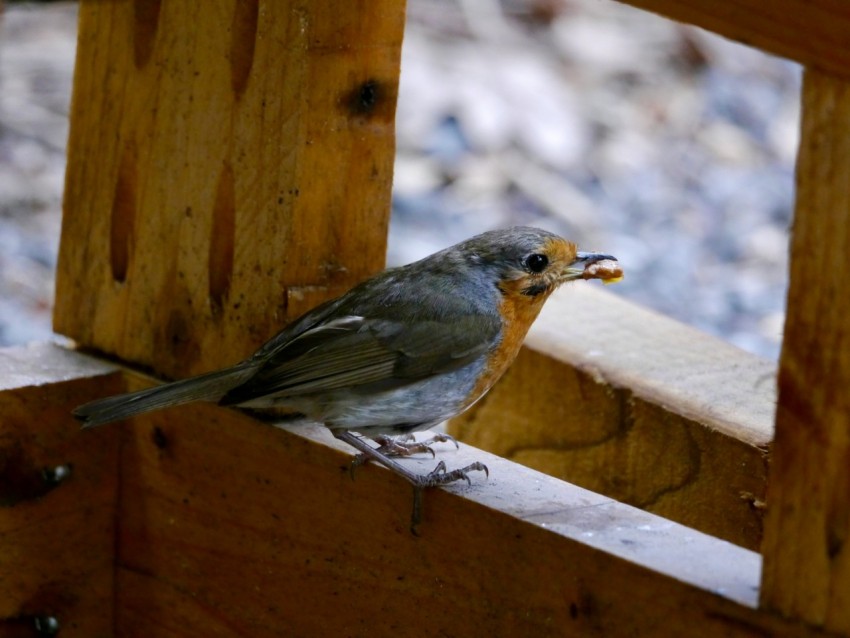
[230,0,259,97]
[151,426,169,450]
[166,309,199,365]
[133,0,162,68]
[209,161,236,313]
[346,79,382,116]
[110,145,137,283]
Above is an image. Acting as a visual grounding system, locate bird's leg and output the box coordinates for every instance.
[333,430,488,533]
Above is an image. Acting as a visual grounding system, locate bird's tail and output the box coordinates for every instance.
[74,363,258,428]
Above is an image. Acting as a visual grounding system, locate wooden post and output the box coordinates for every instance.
[55,0,402,379]
[760,68,850,633]
[33,0,404,632]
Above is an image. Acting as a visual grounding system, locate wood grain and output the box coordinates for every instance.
[0,344,121,637]
[760,68,850,633]
[55,0,403,379]
[116,413,763,637]
[81,363,824,637]
[0,344,836,637]
[450,285,774,550]
[616,0,850,78]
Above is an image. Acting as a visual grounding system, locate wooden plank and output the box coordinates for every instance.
[55,0,403,379]
[0,344,833,636]
[0,344,120,636]
[761,68,850,633]
[615,0,850,78]
[450,285,774,550]
[66,363,826,637]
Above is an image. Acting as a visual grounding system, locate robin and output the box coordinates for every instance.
[74,226,621,529]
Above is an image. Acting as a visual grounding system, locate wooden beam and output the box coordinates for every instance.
[0,344,120,635]
[761,68,850,633]
[451,285,774,550]
[615,0,850,78]
[0,344,833,636]
[55,0,403,378]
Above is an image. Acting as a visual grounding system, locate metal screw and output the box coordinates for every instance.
[41,464,72,486]
[34,615,60,635]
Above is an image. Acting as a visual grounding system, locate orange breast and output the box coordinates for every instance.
[463,281,551,408]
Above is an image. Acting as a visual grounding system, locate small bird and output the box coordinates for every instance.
[74,227,621,529]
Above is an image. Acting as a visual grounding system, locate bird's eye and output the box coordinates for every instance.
[524,253,549,273]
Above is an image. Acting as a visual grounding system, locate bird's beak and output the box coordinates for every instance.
[563,252,619,281]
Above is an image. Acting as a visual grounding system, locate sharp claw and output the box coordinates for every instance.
[440,433,460,450]
[333,430,488,533]
[427,460,447,478]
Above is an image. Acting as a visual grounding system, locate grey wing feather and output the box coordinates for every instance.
[220,313,499,405]
[373,315,499,377]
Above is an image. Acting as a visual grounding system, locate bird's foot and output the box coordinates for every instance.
[417,460,489,488]
[333,430,488,534]
[409,461,489,534]
[350,433,459,471]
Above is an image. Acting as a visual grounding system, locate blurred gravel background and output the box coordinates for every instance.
[0,0,800,359]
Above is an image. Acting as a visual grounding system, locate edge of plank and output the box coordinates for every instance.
[283,420,761,608]
[615,0,844,77]
[0,341,118,391]
[528,285,776,447]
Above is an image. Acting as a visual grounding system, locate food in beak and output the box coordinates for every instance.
[582,259,623,284]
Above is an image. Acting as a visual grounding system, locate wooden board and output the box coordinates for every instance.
[760,68,850,634]
[450,285,774,550]
[616,0,850,78]
[55,0,403,379]
[114,408,769,637]
[0,344,121,636]
[0,344,835,637]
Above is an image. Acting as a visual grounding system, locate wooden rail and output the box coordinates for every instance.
[1,0,848,635]
[621,1,850,78]
[451,285,773,550]
[0,343,817,636]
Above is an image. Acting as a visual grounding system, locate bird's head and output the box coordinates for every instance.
[457,227,622,300]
